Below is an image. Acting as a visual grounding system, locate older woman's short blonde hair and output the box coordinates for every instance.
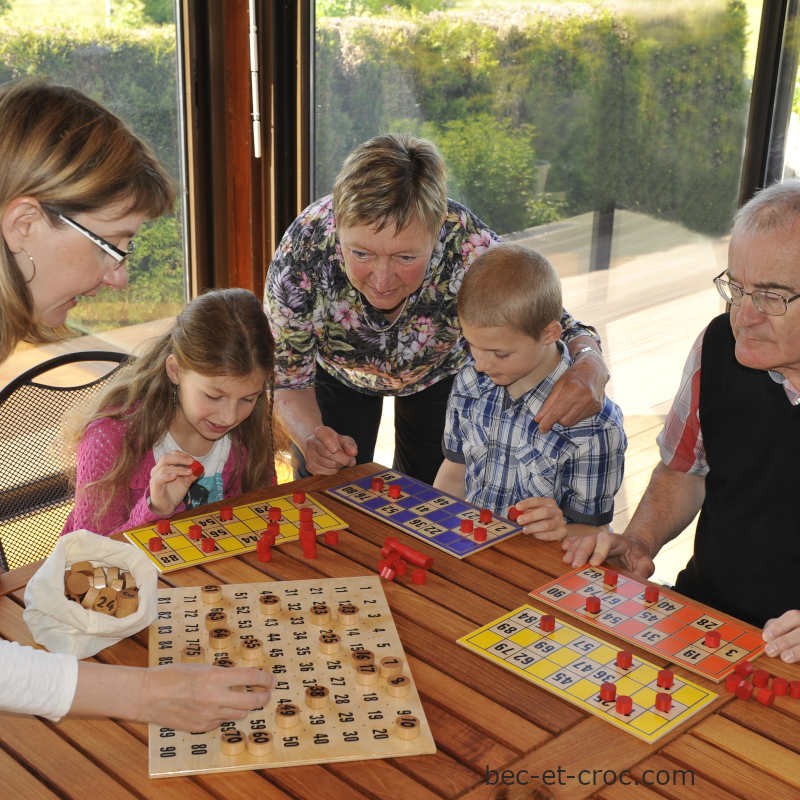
[332,133,447,237]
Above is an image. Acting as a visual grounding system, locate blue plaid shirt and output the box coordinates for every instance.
[442,343,627,522]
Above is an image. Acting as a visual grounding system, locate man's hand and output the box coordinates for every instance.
[763,610,800,663]
[536,350,608,433]
[562,529,655,580]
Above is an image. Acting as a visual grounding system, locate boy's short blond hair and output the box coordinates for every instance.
[458,244,562,339]
[332,133,447,237]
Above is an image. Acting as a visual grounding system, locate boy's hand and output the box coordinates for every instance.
[148,451,198,516]
[536,350,608,432]
[302,425,357,475]
[514,497,567,540]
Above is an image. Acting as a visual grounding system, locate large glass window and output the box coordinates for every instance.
[313,0,766,582]
[0,0,187,337]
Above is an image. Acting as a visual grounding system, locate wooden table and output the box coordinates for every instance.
[2,462,799,799]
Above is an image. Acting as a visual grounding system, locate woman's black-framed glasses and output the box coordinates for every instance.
[57,213,135,267]
[713,269,800,316]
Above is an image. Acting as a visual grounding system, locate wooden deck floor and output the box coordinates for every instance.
[2,209,728,582]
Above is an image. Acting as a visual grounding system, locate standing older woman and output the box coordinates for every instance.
[265,134,608,484]
[0,80,271,730]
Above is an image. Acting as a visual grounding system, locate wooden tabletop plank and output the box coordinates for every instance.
[691,715,800,790]
[720,696,800,756]
[263,764,383,800]
[629,753,740,800]
[663,733,800,800]
[327,759,446,800]
[457,717,652,800]
[0,714,139,799]
[406,654,552,753]
[596,783,668,800]
[0,745,61,799]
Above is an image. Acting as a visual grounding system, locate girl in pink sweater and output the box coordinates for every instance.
[63,288,277,536]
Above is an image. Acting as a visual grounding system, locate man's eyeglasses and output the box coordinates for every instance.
[713,270,800,316]
[58,213,135,266]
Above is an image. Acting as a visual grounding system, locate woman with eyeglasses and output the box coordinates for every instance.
[0,80,271,731]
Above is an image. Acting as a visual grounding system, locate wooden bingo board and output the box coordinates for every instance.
[326,468,522,558]
[530,565,766,682]
[147,576,436,777]
[457,604,718,744]
[124,493,347,573]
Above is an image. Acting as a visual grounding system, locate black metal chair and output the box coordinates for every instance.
[0,351,129,571]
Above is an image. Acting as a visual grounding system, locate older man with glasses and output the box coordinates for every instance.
[563,179,800,664]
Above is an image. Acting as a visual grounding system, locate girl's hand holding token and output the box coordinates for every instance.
[148,451,201,516]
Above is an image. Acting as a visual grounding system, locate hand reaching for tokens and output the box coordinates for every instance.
[148,451,202,516]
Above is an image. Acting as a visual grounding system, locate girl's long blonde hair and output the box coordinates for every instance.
[68,289,276,525]
[0,80,174,362]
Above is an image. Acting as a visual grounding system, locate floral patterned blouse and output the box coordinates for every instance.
[264,195,594,396]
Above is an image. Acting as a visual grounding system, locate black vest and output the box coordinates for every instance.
[674,314,799,626]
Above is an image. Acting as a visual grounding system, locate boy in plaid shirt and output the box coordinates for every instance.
[434,244,626,540]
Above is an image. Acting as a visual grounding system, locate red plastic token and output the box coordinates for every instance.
[267,520,280,536]
[324,530,339,546]
[201,537,215,553]
[379,565,395,581]
[268,506,281,521]
[474,526,487,542]
[655,692,672,713]
[188,524,202,540]
[219,506,233,522]
[790,680,800,698]
[585,596,601,614]
[299,507,313,522]
[388,484,402,500]
[394,559,408,577]
[615,650,633,669]
[371,477,384,492]
[411,568,427,585]
[599,682,616,702]
[735,680,753,700]
[459,518,474,534]
[615,695,633,715]
[772,677,789,696]
[755,687,774,706]
[479,508,492,524]
[539,614,556,633]
[156,518,171,535]
[293,490,306,504]
[752,669,770,688]
[725,673,741,692]
[644,585,660,603]
[604,568,619,588]
[190,459,204,477]
[302,542,317,559]
[148,536,163,552]
[734,661,754,678]
[704,630,721,648]
[257,539,272,563]
[507,506,521,522]
[657,669,674,689]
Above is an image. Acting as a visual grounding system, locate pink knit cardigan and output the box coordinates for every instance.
[61,416,245,537]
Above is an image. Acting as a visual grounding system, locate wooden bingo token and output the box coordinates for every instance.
[275,703,301,729]
[309,602,331,626]
[305,685,330,709]
[247,730,273,756]
[201,584,223,604]
[386,674,411,697]
[395,715,420,740]
[379,656,404,677]
[214,656,236,668]
[338,602,359,624]
[205,609,227,630]
[65,570,90,600]
[351,648,374,666]
[92,587,118,615]
[240,637,263,664]
[114,588,139,618]
[319,631,340,654]
[258,592,281,618]
[209,627,233,652]
[181,645,204,663]
[80,586,100,609]
[220,728,246,756]
[355,664,379,686]
[92,566,107,589]
[70,560,94,575]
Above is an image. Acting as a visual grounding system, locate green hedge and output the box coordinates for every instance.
[315,3,748,235]
[0,25,184,328]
